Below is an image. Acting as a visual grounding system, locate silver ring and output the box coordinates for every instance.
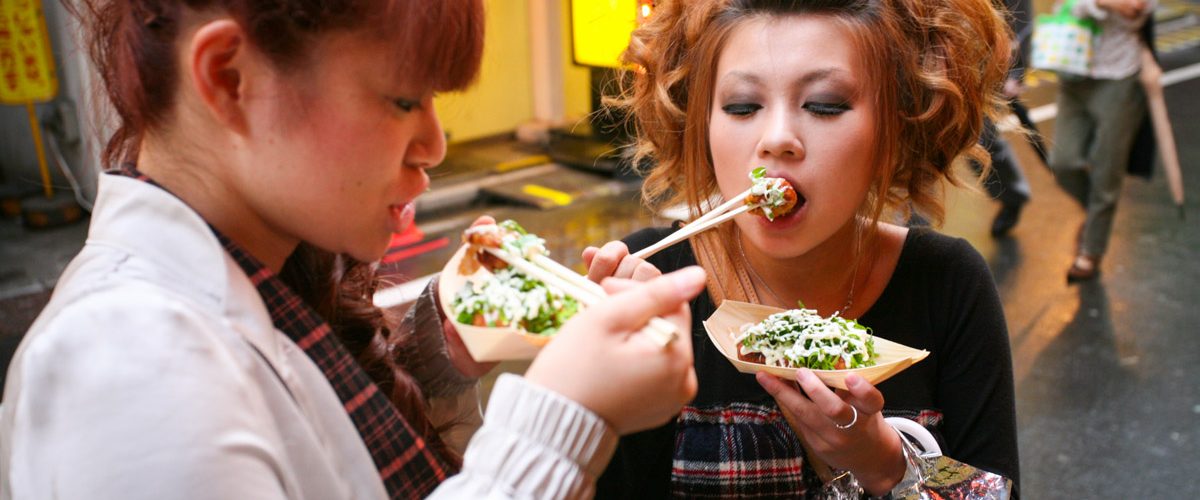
[835,406,858,430]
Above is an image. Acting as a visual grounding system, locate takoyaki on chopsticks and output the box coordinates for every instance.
[631,167,797,260]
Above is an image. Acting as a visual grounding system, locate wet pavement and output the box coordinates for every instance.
[2,4,1199,497]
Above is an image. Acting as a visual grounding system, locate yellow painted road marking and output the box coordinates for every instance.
[522,184,574,206]
[496,154,551,172]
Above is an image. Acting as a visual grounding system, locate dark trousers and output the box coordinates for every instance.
[1050,74,1147,258]
[972,119,1032,207]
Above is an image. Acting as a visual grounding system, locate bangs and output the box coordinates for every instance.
[373,0,484,92]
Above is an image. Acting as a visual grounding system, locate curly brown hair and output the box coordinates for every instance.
[614,0,1011,228]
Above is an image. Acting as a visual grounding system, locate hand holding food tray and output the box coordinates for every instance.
[702,300,928,390]
[438,220,676,361]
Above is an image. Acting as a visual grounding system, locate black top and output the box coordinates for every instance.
[596,227,1020,498]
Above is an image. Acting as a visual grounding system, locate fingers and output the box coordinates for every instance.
[592,266,705,332]
[842,375,885,414]
[585,241,630,283]
[759,369,878,436]
[582,246,599,268]
[794,369,857,426]
[622,256,662,282]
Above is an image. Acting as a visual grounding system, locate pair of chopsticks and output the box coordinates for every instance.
[631,188,755,260]
[479,246,679,346]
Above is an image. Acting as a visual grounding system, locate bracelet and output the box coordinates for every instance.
[819,468,863,499]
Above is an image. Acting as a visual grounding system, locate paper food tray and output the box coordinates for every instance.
[437,243,561,362]
[702,300,929,390]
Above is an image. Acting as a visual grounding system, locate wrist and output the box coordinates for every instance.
[854,427,908,496]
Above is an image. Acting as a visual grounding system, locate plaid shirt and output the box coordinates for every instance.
[112,165,454,499]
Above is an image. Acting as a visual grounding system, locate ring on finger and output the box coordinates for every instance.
[834,406,858,430]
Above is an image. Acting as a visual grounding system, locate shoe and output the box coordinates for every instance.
[990,201,1025,237]
[1066,255,1101,283]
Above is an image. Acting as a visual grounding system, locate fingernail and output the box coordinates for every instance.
[846,375,863,389]
[670,266,706,295]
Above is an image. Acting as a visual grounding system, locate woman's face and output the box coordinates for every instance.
[709,14,877,259]
[238,32,444,262]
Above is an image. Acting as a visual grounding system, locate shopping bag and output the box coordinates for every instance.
[1031,0,1100,76]
[813,417,1014,499]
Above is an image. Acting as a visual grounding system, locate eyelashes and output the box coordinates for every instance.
[721,103,762,116]
[720,101,851,118]
[392,98,419,112]
[802,102,851,116]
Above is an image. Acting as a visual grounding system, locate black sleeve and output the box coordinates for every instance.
[934,238,1021,497]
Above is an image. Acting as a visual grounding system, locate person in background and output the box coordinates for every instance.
[975,0,1035,237]
[1050,0,1157,281]
[585,0,1019,497]
[0,1,704,498]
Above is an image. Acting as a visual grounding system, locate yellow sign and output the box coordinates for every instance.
[571,0,638,69]
[0,0,58,103]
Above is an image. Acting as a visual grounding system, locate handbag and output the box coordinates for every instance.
[1031,0,1101,76]
[810,417,1014,499]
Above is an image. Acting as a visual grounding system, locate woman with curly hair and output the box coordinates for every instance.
[0,1,706,498]
[584,0,1020,497]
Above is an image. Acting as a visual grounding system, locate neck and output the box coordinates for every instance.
[740,218,870,316]
[137,134,298,273]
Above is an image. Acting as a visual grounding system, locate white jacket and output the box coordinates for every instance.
[0,174,616,499]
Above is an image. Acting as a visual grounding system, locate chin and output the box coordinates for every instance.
[340,236,390,263]
[747,223,826,259]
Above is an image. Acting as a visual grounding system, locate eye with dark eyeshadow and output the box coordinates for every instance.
[803,101,851,116]
[722,103,763,116]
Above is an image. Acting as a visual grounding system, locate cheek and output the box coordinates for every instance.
[709,118,752,191]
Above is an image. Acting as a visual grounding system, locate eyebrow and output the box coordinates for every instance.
[721,68,848,87]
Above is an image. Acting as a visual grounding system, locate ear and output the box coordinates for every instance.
[185,19,252,133]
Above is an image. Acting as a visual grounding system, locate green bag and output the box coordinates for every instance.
[1031,0,1101,76]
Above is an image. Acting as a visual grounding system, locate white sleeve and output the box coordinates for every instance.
[4,293,291,500]
[428,374,619,500]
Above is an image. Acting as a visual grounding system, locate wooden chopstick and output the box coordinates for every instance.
[688,188,751,229]
[483,248,678,346]
[628,188,752,261]
[530,254,679,345]
[631,203,754,260]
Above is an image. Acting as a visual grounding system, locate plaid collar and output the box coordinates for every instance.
[109,165,453,498]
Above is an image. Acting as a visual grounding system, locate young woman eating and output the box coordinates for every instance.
[585,0,1021,497]
[0,1,705,498]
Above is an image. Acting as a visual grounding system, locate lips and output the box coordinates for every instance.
[389,202,416,233]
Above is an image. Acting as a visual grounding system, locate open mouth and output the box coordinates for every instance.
[753,171,811,221]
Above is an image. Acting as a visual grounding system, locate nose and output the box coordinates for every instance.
[406,98,448,170]
[757,107,804,160]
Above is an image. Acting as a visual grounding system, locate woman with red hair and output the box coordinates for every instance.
[0,1,704,498]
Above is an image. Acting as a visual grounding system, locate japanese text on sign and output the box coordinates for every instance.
[0,0,58,103]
